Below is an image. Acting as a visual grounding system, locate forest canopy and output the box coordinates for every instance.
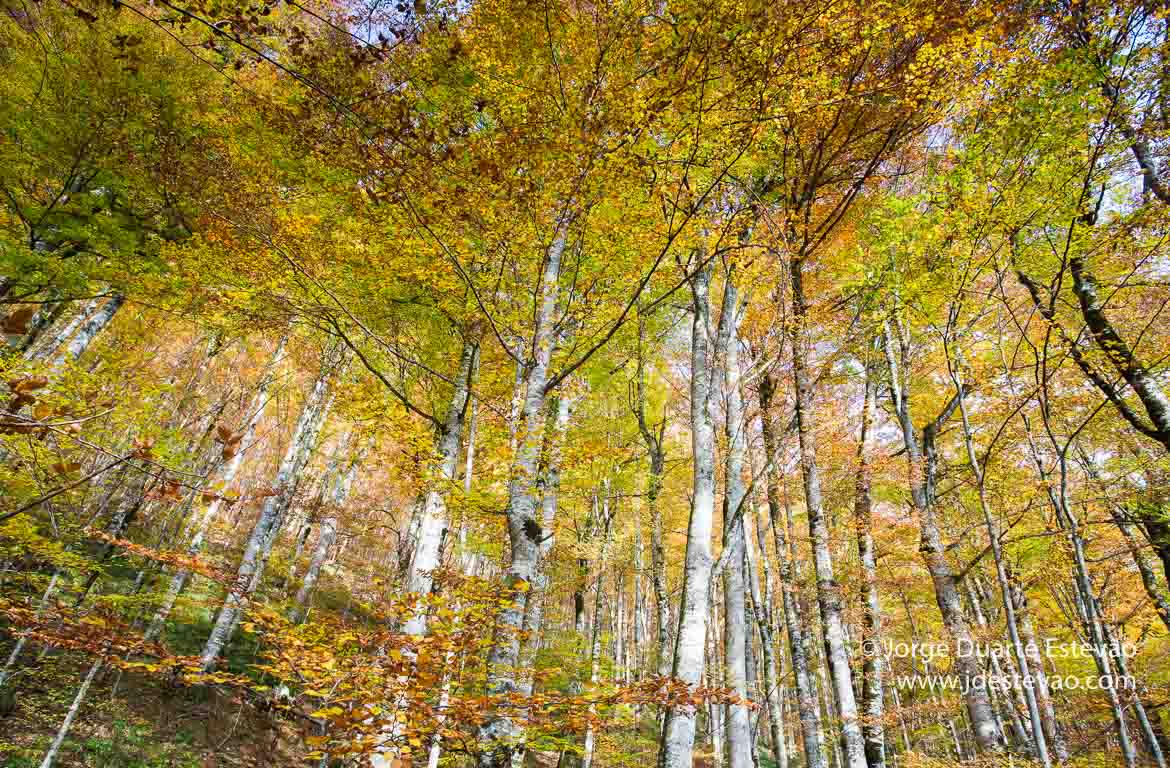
[2,1,1170,768]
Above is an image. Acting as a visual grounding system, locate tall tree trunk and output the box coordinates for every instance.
[720,274,752,768]
[39,653,104,768]
[633,514,647,691]
[477,214,572,768]
[491,396,575,768]
[5,291,62,356]
[581,498,614,768]
[881,320,1003,753]
[965,579,1028,750]
[427,402,488,768]
[658,258,719,768]
[402,338,479,636]
[518,394,574,696]
[1028,408,1138,767]
[198,343,342,672]
[292,433,364,622]
[758,369,826,768]
[1102,620,1167,768]
[788,256,867,768]
[746,498,788,768]
[950,354,1051,767]
[144,335,285,642]
[1010,581,1066,761]
[853,361,885,768]
[635,314,671,679]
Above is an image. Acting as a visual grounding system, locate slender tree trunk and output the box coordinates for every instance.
[1102,620,1167,768]
[403,338,479,635]
[1111,503,1170,632]
[373,335,483,768]
[758,369,826,768]
[746,500,788,768]
[1023,409,1137,767]
[582,501,614,768]
[1019,261,1170,577]
[1068,255,1170,452]
[292,434,364,622]
[950,355,1051,767]
[633,515,647,693]
[853,362,885,768]
[478,215,572,768]
[965,579,1028,750]
[198,344,341,671]
[720,275,752,768]
[428,420,486,768]
[285,520,315,591]
[789,256,866,768]
[1010,581,1065,760]
[881,320,1002,753]
[658,258,720,768]
[518,394,574,696]
[1052,443,1137,765]
[490,396,575,768]
[635,315,671,679]
[0,295,124,466]
[39,652,104,768]
[144,336,285,642]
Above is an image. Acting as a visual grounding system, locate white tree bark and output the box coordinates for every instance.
[48,295,124,372]
[518,394,574,695]
[758,370,826,768]
[144,336,285,643]
[23,297,102,362]
[581,495,614,768]
[292,432,365,622]
[658,258,718,768]
[39,653,103,768]
[854,363,885,768]
[745,501,787,768]
[788,256,867,768]
[198,343,342,671]
[477,213,572,768]
[402,338,479,636]
[718,275,752,768]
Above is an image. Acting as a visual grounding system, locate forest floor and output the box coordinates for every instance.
[0,650,309,768]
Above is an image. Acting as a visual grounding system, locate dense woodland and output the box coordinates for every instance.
[2,0,1170,767]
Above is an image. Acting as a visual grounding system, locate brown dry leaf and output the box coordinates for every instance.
[1,306,37,335]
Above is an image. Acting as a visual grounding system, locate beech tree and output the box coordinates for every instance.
[3,2,1170,768]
